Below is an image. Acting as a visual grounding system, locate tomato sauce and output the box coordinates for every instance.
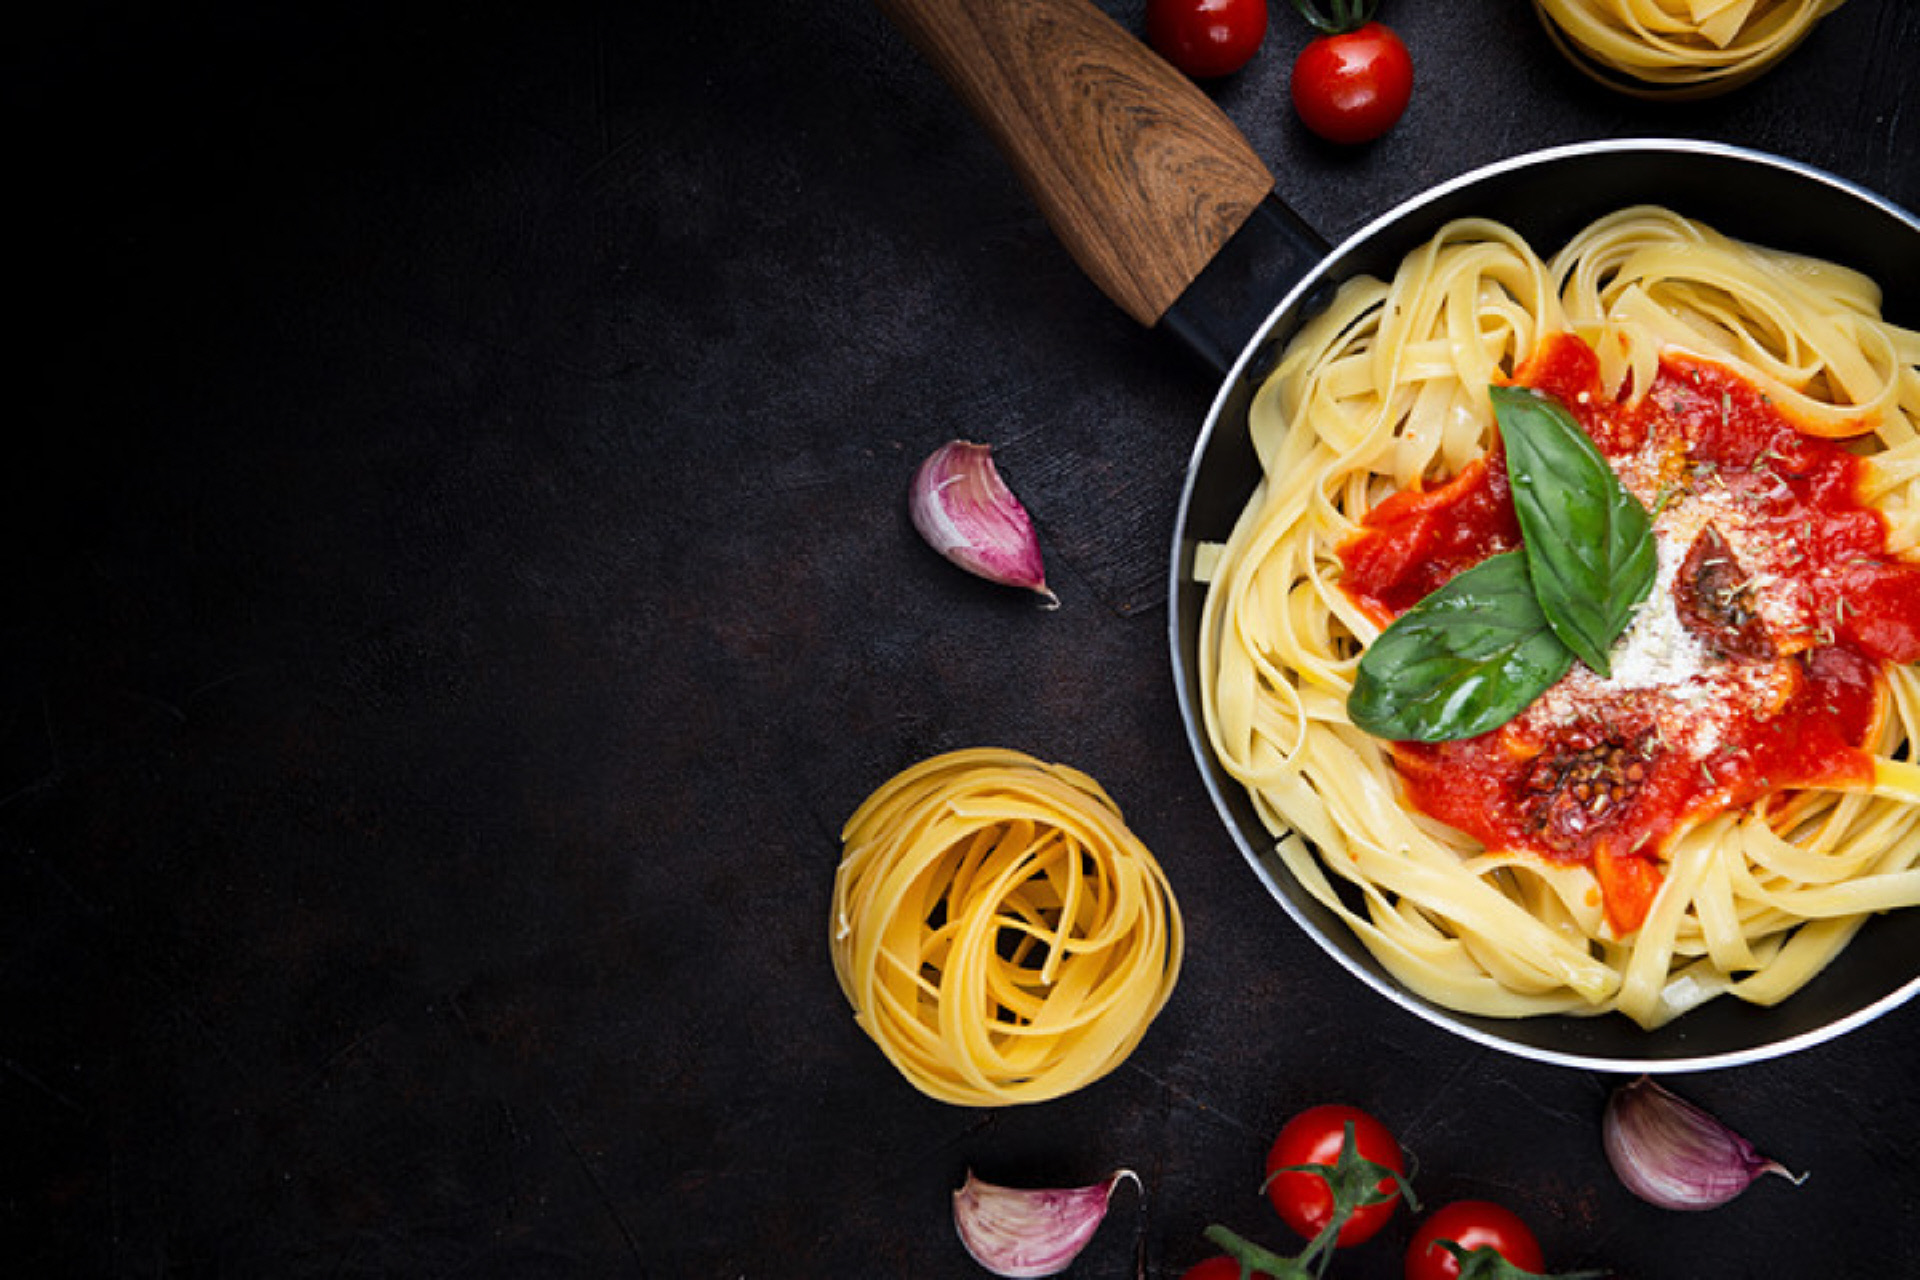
[1339,456,1519,620]
[1340,334,1920,935]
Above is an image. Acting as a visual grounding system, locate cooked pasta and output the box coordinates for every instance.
[1534,0,1847,94]
[1196,207,1920,1029]
[831,748,1183,1104]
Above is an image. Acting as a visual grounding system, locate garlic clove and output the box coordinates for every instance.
[1603,1075,1803,1211]
[909,440,1059,607]
[952,1168,1138,1277]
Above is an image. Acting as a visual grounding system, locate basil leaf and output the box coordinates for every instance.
[1493,384,1656,678]
[1348,551,1576,743]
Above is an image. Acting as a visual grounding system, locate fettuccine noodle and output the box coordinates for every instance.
[1197,208,1920,1029]
[831,748,1183,1104]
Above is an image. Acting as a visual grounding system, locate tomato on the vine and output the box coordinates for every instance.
[1287,2,1412,144]
[1146,0,1270,80]
[1264,1103,1407,1247]
[1405,1201,1545,1280]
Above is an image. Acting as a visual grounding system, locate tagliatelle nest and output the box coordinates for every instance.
[830,748,1183,1106]
[1532,0,1848,97]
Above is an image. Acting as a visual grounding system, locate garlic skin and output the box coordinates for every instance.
[952,1168,1138,1277]
[1603,1076,1803,1211]
[910,440,1059,607]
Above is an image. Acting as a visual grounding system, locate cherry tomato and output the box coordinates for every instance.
[1146,0,1270,80]
[1290,20,1412,144]
[1179,1257,1272,1280]
[1264,1103,1407,1247]
[1405,1200,1546,1280]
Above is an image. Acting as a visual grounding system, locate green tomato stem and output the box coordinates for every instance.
[1202,1223,1312,1279]
[1445,1241,1612,1280]
[1288,0,1379,36]
[1295,1215,1341,1278]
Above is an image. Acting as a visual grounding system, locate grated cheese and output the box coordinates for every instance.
[1609,532,1711,690]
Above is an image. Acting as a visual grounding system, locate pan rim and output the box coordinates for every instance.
[1166,136,1920,1073]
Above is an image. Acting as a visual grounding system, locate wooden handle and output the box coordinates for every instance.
[874,0,1276,327]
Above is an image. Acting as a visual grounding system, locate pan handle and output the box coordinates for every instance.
[873,0,1276,329]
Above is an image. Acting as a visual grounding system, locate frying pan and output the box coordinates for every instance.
[874,0,1920,1070]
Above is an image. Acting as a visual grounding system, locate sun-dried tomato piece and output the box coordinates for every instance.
[1674,524,1775,661]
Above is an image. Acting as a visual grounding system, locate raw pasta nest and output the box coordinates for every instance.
[1533,0,1847,96]
[831,748,1184,1105]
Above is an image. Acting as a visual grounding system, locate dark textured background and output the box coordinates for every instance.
[7,1,1919,1275]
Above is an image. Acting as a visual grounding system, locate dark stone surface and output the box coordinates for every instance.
[7,1,1918,1275]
